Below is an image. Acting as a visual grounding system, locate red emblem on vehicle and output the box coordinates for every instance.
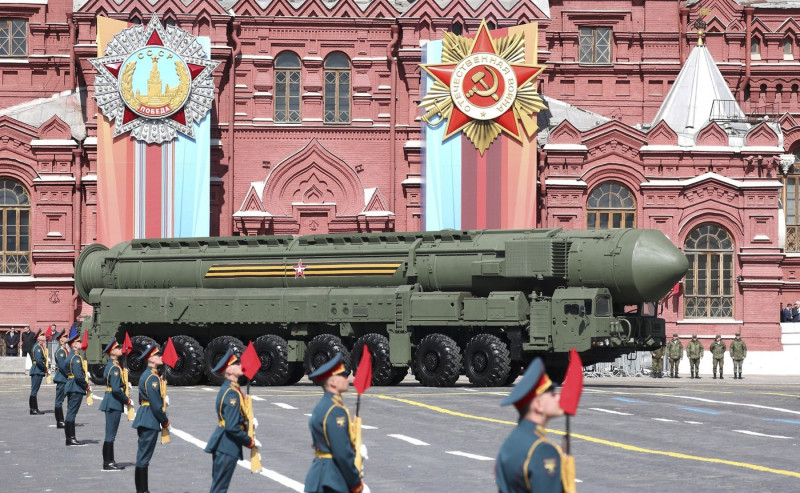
[293,260,306,279]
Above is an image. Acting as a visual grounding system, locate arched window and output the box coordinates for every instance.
[586,181,636,229]
[0,178,30,274]
[783,155,800,251]
[451,22,463,36]
[324,52,351,124]
[751,38,761,60]
[684,224,734,318]
[274,52,301,124]
[784,38,794,60]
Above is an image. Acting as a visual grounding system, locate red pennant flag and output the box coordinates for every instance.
[559,348,584,416]
[122,332,133,355]
[240,341,261,380]
[353,345,373,395]
[162,337,178,369]
[671,282,681,295]
[44,327,53,340]
[80,330,89,352]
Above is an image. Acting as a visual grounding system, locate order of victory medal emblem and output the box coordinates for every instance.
[90,14,220,144]
[420,21,547,154]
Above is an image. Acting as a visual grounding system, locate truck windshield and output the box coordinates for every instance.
[595,296,611,316]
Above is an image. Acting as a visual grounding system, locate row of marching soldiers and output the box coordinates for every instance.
[30,327,584,493]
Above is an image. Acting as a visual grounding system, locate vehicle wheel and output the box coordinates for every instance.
[252,335,290,386]
[503,362,523,386]
[88,363,106,386]
[464,333,511,387]
[203,336,244,386]
[351,334,394,386]
[304,334,350,379]
[285,363,305,385]
[389,366,409,385]
[127,335,157,386]
[164,335,204,386]
[414,333,461,387]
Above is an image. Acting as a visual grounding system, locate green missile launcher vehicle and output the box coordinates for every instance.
[74,228,688,387]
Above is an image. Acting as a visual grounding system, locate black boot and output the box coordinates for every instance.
[103,441,123,471]
[713,372,716,379]
[135,466,150,493]
[55,406,65,428]
[720,374,724,379]
[65,422,85,446]
[739,373,743,379]
[29,396,44,415]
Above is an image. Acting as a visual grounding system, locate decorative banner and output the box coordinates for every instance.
[93,15,214,244]
[421,22,544,230]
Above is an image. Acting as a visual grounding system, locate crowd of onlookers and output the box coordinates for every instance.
[1,327,39,357]
[781,301,800,322]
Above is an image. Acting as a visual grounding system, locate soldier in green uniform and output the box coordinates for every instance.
[65,329,89,446]
[205,348,255,493]
[28,329,47,415]
[52,329,68,428]
[304,353,369,493]
[132,343,170,493]
[496,358,567,493]
[99,339,131,471]
[686,334,703,379]
[650,345,664,378]
[709,335,726,379]
[666,333,684,378]
[729,332,748,379]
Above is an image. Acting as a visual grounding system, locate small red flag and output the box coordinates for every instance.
[240,341,261,380]
[80,330,89,352]
[353,344,373,395]
[671,282,681,295]
[44,327,53,340]
[559,348,584,416]
[122,332,133,355]
[162,337,178,369]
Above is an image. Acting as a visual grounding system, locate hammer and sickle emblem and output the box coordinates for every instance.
[466,67,500,101]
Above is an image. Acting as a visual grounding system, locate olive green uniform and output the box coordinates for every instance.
[686,339,703,378]
[666,339,683,378]
[730,337,748,379]
[709,339,726,378]
[650,346,664,378]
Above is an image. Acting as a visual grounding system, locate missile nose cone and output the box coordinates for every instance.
[631,230,689,301]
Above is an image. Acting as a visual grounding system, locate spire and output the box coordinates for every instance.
[650,43,744,143]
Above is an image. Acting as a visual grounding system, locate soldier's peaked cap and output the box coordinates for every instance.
[211,348,240,374]
[500,358,555,409]
[103,338,120,354]
[66,329,81,344]
[34,328,42,337]
[138,343,160,361]
[52,329,66,341]
[308,353,348,382]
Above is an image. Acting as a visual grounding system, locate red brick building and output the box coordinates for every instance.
[1,0,799,371]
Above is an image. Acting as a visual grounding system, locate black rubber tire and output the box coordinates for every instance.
[127,335,157,386]
[88,363,106,386]
[285,363,305,385]
[203,336,244,386]
[164,335,204,386]
[351,333,395,386]
[252,334,291,386]
[303,334,351,379]
[464,333,511,387]
[414,333,461,387]
[503,362,523,386]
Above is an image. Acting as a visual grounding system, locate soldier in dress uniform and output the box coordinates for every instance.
[52,329,68,428]
[28,329,47,415]
[709,335,726,379]
[304,353,369,493]
[496,358,567,493]
[99,338,131,471]
[132,343,170,493]
[64,330,89,446]
[650,344,664,378]
[729,332,748,379]
[666,333,684,378]
[686,334,703,379]
[204,348,255,493]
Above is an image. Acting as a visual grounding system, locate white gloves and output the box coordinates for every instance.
[165,395,170,407]
[253,417,259,430]
[360,443,369,460]
[254,438,263,448]
[361,483,371,493]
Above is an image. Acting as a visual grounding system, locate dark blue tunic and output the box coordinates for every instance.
[132,368,169,467]
[53,345,69,407]
[29,343,47,397]
[99,360,128,442]
[496,420,564,493]
[205,380,253,493]
[64,352,88,422]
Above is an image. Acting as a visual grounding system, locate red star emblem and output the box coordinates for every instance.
[421,21,545,146]
[293,260,306,279]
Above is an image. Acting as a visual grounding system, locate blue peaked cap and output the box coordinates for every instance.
[500,358,555,407]
[66,325,80,344]
[308,353,349,381]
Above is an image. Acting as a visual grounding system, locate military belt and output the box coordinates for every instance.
[314,450,333,459]
[106,386,113,392]
[68,375,74,379]
[141,400,150,406]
